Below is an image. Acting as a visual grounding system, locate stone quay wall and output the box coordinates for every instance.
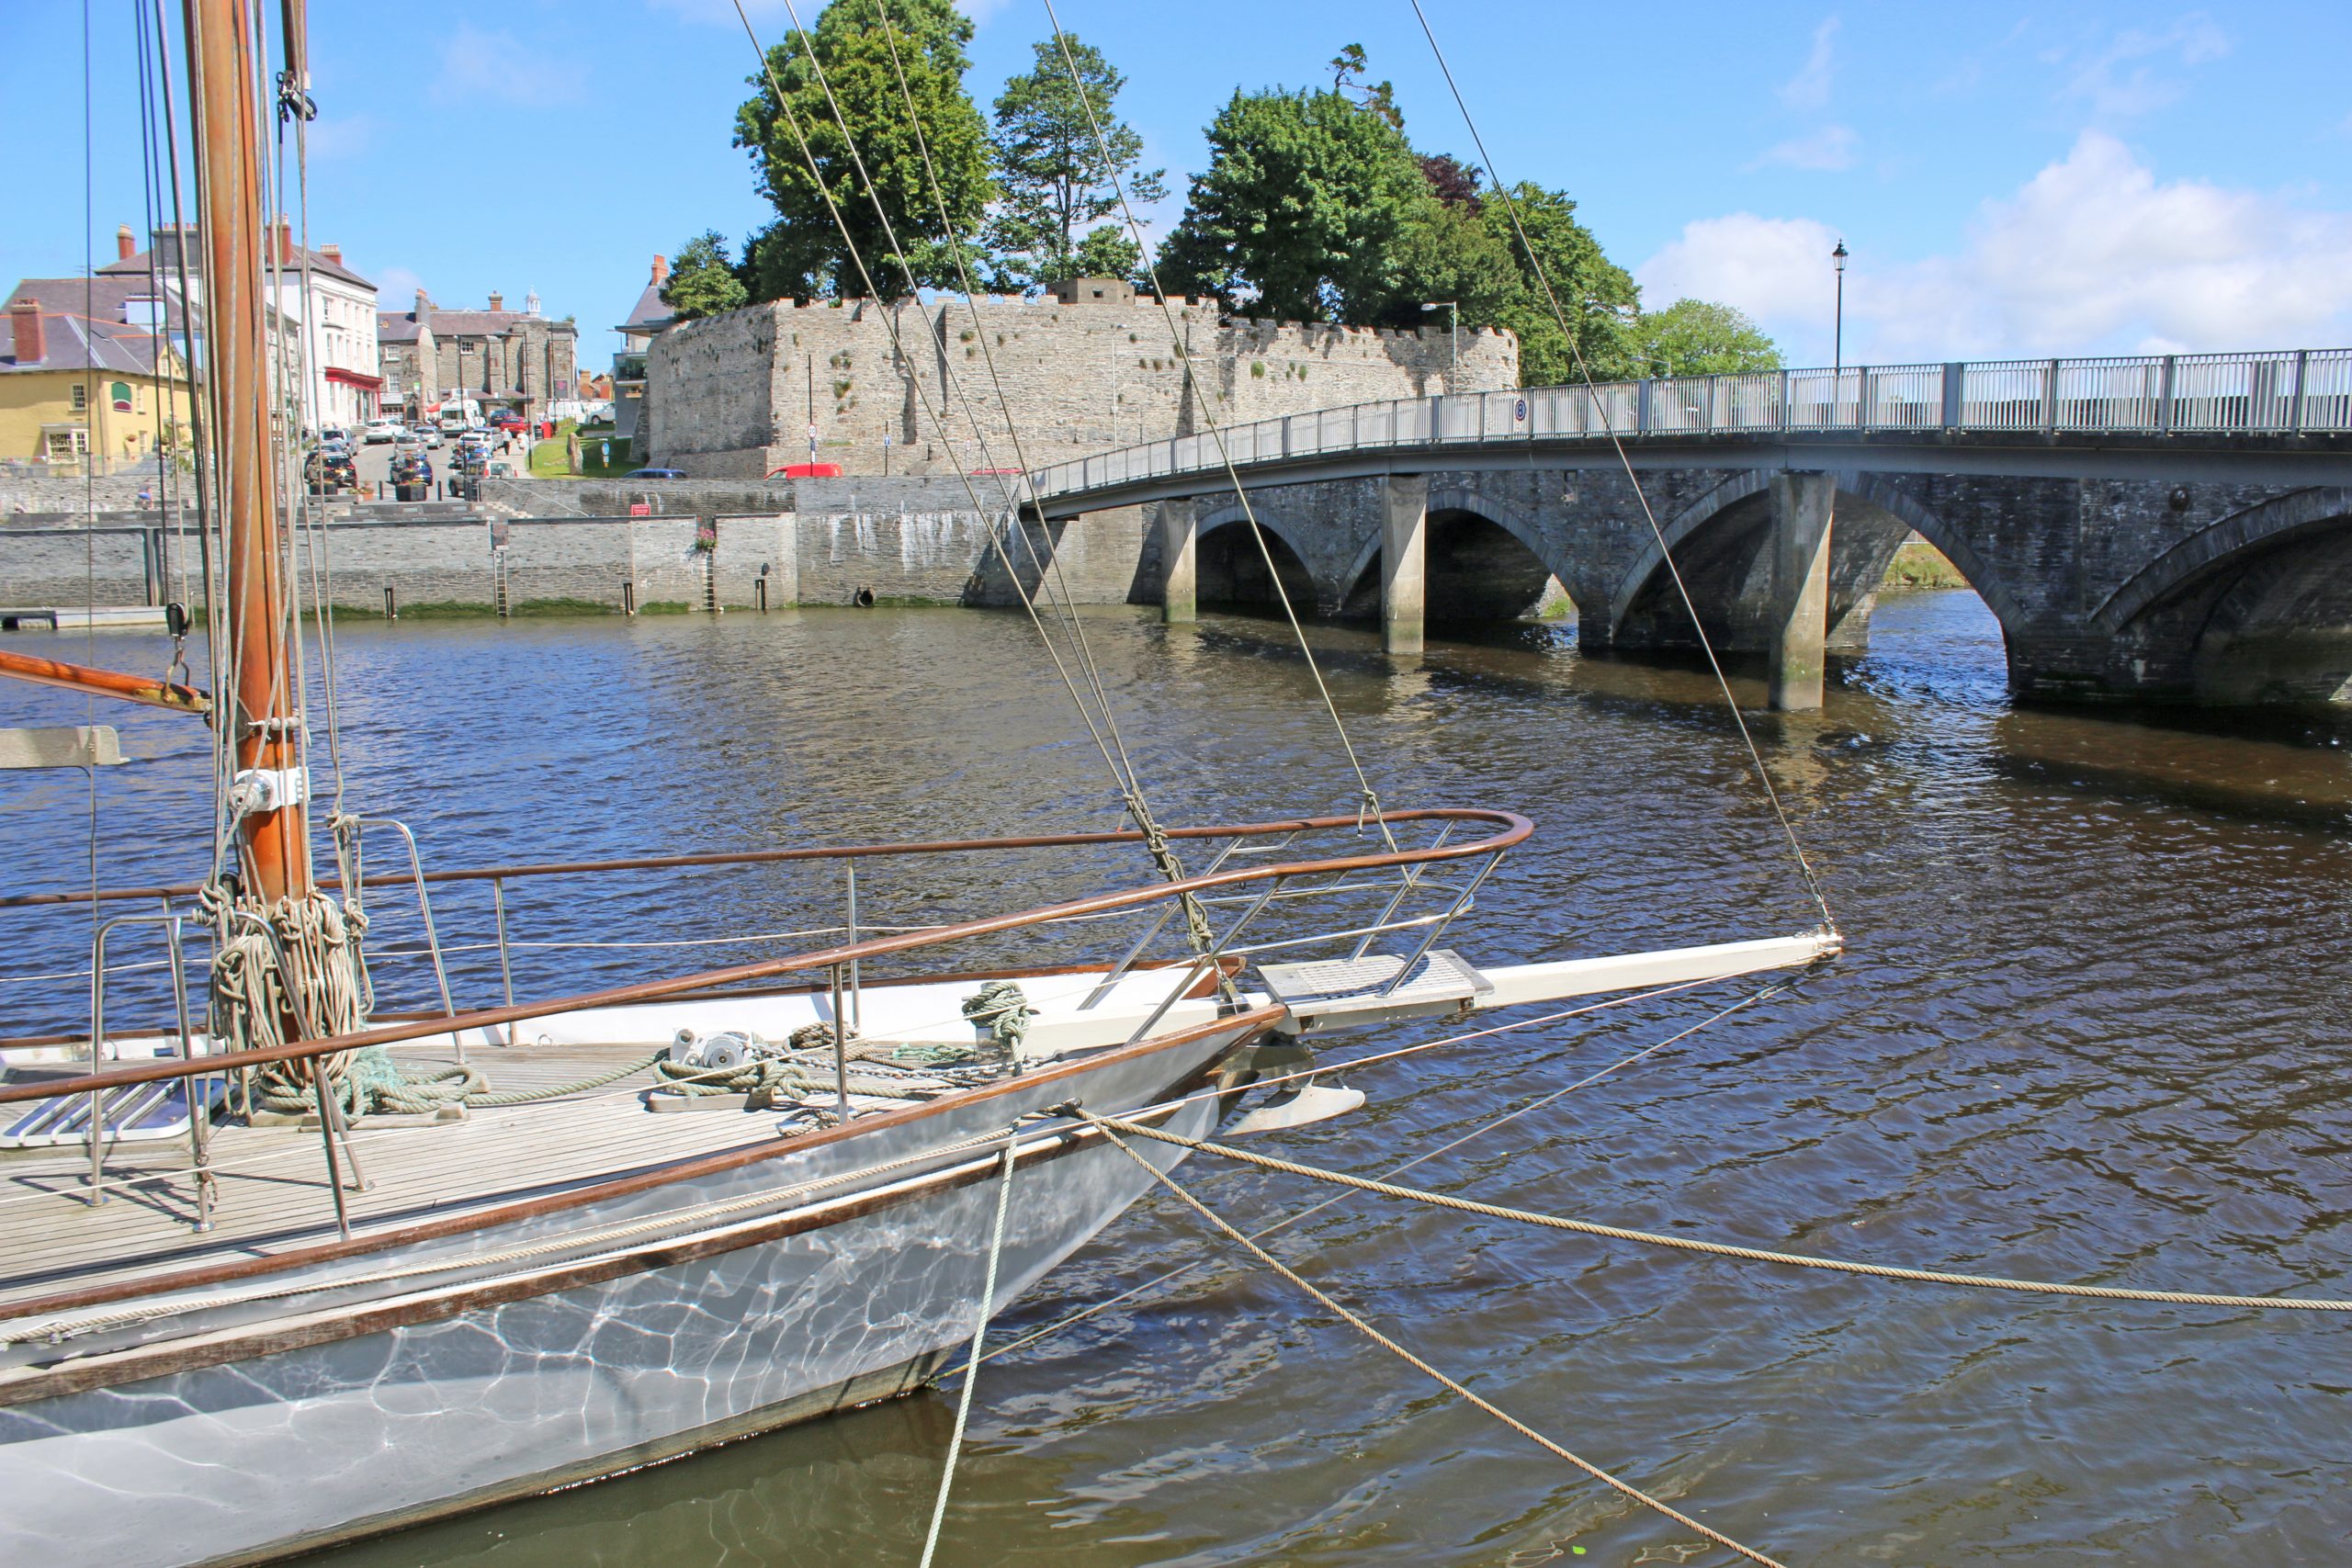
[641,294,1519,479]
[0,477,1162,617]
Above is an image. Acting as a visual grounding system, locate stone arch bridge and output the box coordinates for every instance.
[1027,354,2352,706]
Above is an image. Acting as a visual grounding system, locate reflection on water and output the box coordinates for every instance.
[4,586,2351,1565]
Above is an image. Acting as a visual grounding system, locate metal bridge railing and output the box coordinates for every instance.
[1028,346,2352,502]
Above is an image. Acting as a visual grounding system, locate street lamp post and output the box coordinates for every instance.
[1831,240,1849,377]
[1420,300,1458,393]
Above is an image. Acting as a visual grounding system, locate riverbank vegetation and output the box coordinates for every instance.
[694,1,1773,386]
[1882,538,1969,590]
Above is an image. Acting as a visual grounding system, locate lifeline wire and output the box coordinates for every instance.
[1081,1112,1789,1568]
[863,3,1182,845]
[729,2,1193,910]
[1039,0,1400,854]
[1405,0,1834,931]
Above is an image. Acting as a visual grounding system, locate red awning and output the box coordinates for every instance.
[324,367,383,389]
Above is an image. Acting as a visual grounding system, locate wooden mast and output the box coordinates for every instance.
[187,0,309,902]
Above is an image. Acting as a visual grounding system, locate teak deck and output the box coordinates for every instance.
[0,1043,778,1310]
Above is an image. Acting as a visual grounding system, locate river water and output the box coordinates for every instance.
[4,590,2349,1565]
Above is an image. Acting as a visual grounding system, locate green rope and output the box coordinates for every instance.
[960,980,1034,1055]
[255,1048,665,1117]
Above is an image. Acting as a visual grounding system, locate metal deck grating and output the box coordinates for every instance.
[1255,949,1489,1034]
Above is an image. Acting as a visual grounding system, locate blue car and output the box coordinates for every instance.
[622,468,686,479]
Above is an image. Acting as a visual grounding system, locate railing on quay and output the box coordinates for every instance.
[1028,346,2352,502]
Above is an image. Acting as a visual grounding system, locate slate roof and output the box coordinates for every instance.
[100,225,376,292]
[617,279,673,336]
[0,309,164,376]
[6,276,193,335]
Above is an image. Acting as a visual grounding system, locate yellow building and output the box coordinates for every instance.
[2,288,196,473]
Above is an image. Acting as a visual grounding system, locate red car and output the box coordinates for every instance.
[766,462,844,479]
[491,412,529,434]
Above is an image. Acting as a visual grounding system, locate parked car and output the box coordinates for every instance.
[411,424,443,448]
[766,462,844,479]
[361,418,402,445]
[490,412,529,434]
[487,460,517,479]
[622,468,685,479]
[318,425,350,446]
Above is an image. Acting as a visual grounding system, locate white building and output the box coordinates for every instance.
[101,220,383,431]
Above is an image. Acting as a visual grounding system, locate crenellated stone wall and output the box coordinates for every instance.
[641,294,1518,479]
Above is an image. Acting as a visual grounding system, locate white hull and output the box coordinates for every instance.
[0,1019,1261,1568]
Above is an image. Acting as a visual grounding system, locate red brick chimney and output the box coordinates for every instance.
[9,299,45,366]
[488,291,503,312]
[116,225,136,262]
[319,243,342,265]
[274,216,294,264]
[650,255,668,285]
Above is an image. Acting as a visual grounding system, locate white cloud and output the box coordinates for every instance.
[1779,17,1839,110]
[377,265,426,308]
[305,112,377,163]
[1748,124,1857,172]
[1636,131,2352,363]
[2058,15,2230,118]
[432,24,584,107]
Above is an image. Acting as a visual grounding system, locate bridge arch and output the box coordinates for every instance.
[1605,468,2034,651]
[1194,502,1328,614]
[2092,487,2352,634]
[1331,482,1579,625]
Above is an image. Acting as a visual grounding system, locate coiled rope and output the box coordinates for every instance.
[1089,1114,2352,1314]
[204,885,662,1118]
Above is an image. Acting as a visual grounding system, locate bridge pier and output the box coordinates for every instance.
[1382,475,1428,655]
[1159,500,1196,624]
[1767,472,1836,711]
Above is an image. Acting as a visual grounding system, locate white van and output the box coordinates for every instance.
[435,398,481,435]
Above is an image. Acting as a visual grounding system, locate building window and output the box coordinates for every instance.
[69,383,86,412]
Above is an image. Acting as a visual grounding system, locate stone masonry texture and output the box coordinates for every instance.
[640,295,1518,479]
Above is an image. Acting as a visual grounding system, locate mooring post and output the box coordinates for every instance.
[1382,474,1429,656]
[1767,471,1836,711]
[1159,499,1197,624]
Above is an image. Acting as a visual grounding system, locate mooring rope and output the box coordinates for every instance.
[1078,1111,1788,1568]
[918,1137,1018,1568]
[1089,1114,2352,1314]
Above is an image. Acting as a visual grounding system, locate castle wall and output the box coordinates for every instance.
[643,297,1518,479]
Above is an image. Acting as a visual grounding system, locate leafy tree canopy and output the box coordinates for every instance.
[1479,183,1640,384]
[1157,46,1638,384]
[986,34,1164,292]
[1157,80,1430,322]
[659,231,749,321]
[733,0,992,301]
[1629,298,1782,377]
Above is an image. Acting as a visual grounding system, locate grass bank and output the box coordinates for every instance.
[526,422,638,479]
[1882,538,1968,590]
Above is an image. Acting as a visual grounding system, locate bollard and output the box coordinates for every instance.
[383,585,397,621]
[622,580,636,616]
[755,578,768,613]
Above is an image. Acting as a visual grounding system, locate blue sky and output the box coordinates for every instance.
[13,2,2351,369]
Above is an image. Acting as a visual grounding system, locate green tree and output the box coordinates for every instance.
[1629,298,1781,377]
[1481,183,1641,385]
[659,231,749,321]
[986,35,1164,291]
[1158,81,1428,321]
[733,0,992,300]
